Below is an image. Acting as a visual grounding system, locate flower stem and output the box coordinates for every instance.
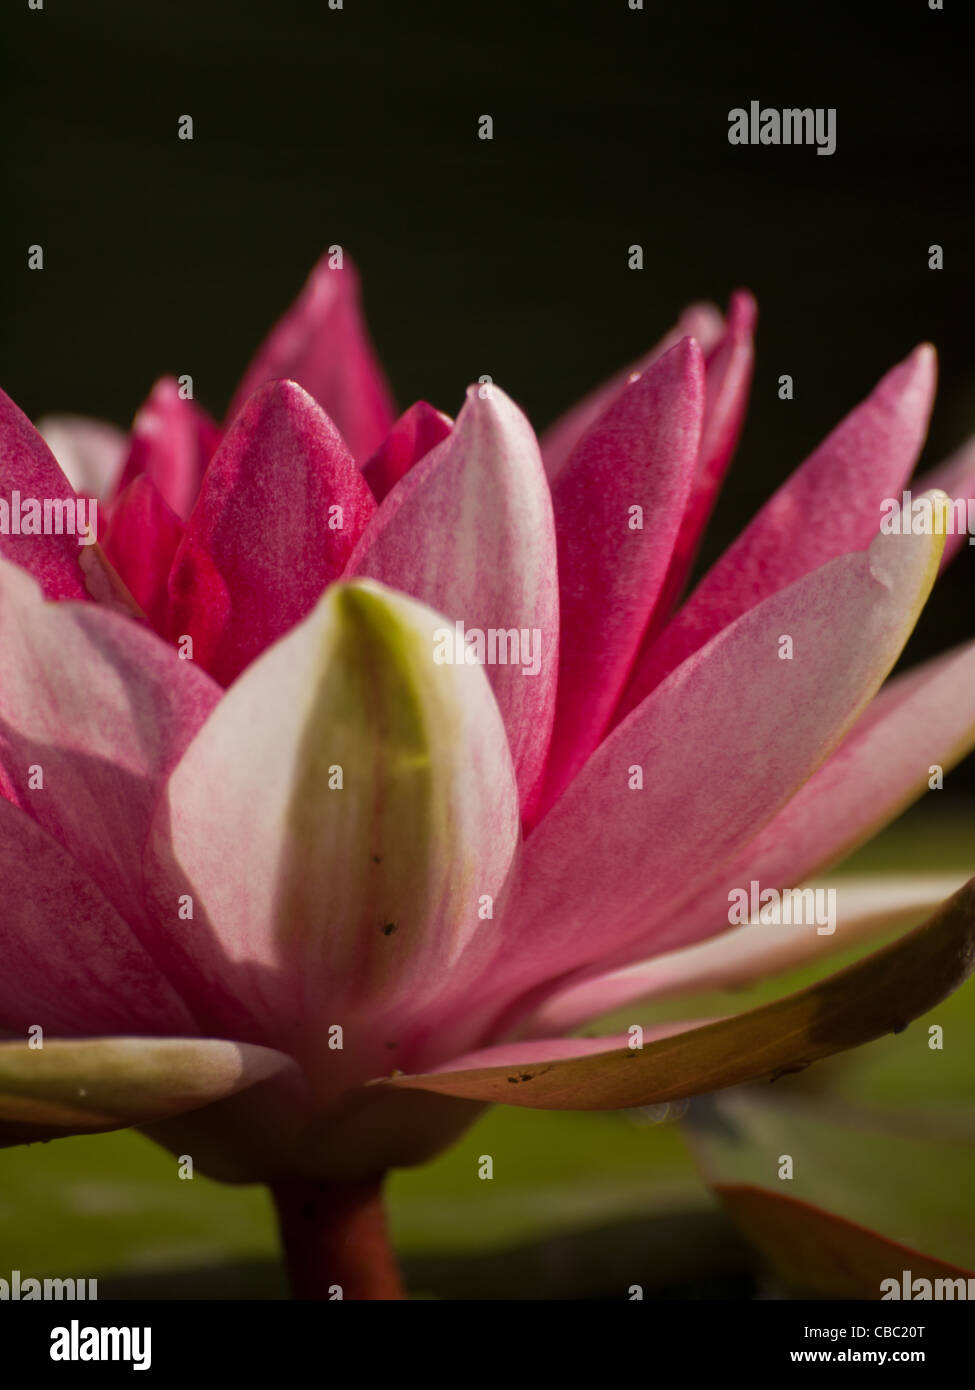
[271,1174,404,1300]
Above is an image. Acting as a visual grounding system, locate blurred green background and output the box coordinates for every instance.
[1,0,973,1295]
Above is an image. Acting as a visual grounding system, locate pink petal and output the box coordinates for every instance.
[647,291,757,634]
[0,798,197,1037]
[37,414,128,503]
[540,301,725,480]
[167,380,376,686]
[0,558,221,928]
[229,255,395,463]
[405,1022,697,1076]
[529,874,967,1034]
[622,637,975,965]
[615,345,937,722]
[915,433,975,568]
[103,476,184,632]
[113,377,222,522]
[477,522,943,1013]
[530,340,704,822]
[0,388,93,599]
[361,401,453,503]
[345,386,559,808]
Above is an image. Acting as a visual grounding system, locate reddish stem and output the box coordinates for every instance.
[271,1174,405,1300]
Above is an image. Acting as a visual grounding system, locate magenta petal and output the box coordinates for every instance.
[0,388,92,599]
[0,798,197,1037]
[103,476,185,633]
[361,401,453,503]
[228,255,395,463]
[345,386,559,808]
[530,339,704,822]
[647,290,757,633]
[616,344,937,721]
[113,377,222,522]
[166,380,376,686]
[540,301,725,481]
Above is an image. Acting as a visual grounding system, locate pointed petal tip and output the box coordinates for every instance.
[663,333,706,372]
[229,375,340,432]
[897,341,938,392]
[726,289,758,330]
[459,381,537,437]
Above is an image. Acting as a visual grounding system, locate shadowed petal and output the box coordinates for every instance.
[228,255,395,462]
[361,401,453,503]
[686,1078,975,1295]
[103,476,184,632]
[167,380,376,685]
[345,386,559,808]
[713,1186,975,1299]
[0,557,221,927]
[0,1038,291,1146]
[0,798,198,1037]
[616,345,937,721]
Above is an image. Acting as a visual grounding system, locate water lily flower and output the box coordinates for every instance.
[3,254,975,1300]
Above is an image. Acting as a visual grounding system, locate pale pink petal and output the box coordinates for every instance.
[37,414,128,503]
[228,255,395,462]
[167,380,376,686]
[540,301,724,480]
[103,476,184,632]
[361,401,453,503]
[529,874,968,1034]
[113,377,222,522]
[345,386,559,808]
[0,558,221,928]
[530,340,704,822]
[475,522,943,1015]
[613,637,975,966]
[615,345,937,722]
[0,798,197,1037]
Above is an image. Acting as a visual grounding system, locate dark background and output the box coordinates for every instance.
[2,0,973,786]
